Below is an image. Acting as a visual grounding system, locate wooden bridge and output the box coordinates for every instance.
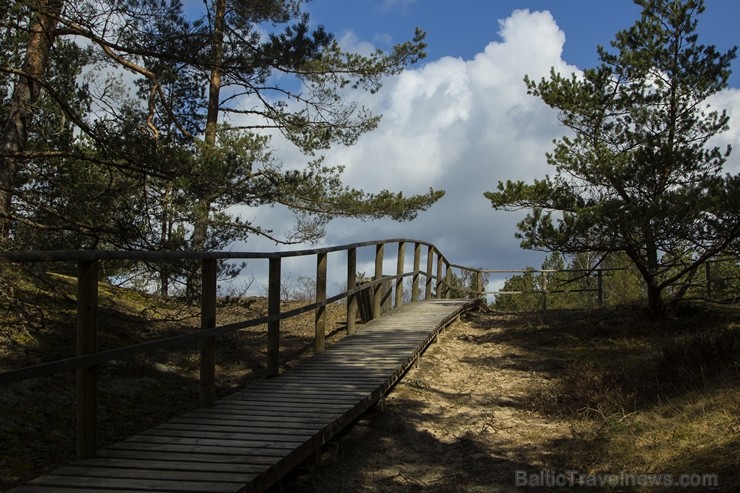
[0,239,482,492]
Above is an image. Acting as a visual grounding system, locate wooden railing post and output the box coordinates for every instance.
[395,241,405,308]
[315,252,327,353]
[597,269,604,307]
[435,253,443,299]
[373,243,384,319]
[412,243,421,302]
[76,259,98,459]
[347,247,357,334]
[267,257,281,377]
[425,245,433,300]
[445,263,452,299]
[200,259,217,408]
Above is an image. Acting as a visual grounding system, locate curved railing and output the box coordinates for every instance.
[0,238,482,459]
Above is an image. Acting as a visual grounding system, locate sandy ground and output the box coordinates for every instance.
[277,310,571,493]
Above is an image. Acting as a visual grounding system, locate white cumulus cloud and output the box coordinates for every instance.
[231,9,740,290]
[308,9,576,270]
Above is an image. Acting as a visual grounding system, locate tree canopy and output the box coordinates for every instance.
[1,0,444,294]
[485,0,739,315]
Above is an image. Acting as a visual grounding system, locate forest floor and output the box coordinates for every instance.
[1,270,739,491]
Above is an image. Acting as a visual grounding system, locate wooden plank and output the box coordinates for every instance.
[198,407,345,419]
[74,457,264,474]
[154,421,317,433]
[308,356,419,363]
[205,402,349,414]
[28,475,241,492]
[53,465,254,483]
[233,370,389,379]
[206,404,345,417]
[11,488,183,493]
[205,396,363,407]
[123,435,302,451]
[225,377,387,387]
[307,352,417,359]
[110,441,292,457]
[97,449,281,465]
[170,414,330,427]
[140,428,313,443]
[206,393,362,404]
[218,392,370,404]
[233,381,376,392]
[309,360,403,372]
[192,404,353,415]
[224,383,378,393]
[214,394,359,405]
[165,417,324,434]
[291,360,413,369]
[191,402,357,415]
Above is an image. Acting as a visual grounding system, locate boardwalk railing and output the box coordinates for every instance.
[0,238,481,461]
[446,257,739,310]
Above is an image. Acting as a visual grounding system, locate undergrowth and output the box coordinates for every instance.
[522,304,739,490]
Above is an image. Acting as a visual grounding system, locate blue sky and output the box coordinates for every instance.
[192,0,740,294]
[305,0,740,87]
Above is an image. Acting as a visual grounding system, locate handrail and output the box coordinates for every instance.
[0,238,482,460]
[0,272,419,385]
[0,238,439,263]
[460,258,738,308]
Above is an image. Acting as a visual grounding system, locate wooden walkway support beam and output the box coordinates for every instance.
[267,257,281,377]
[315,252,327,353]
[425,245,433,299]
[200,258,217,407]
[373,243,384,319]
[436,253,444,299]
[346,247,357,334]
[395,241,405,308]
[76,259,98,460]
[412,242,421,302]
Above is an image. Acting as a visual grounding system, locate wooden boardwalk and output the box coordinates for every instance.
[10,298,474,493]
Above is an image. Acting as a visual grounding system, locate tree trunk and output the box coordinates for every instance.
[0,0,63,238]
[159,182,172,297]
[645,279,665,319]
[186,0,225,299]
[643,232,666,318]
[190,0,225,253]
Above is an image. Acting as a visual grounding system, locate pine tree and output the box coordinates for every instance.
[486,0,739,316]
[1,0,443,259]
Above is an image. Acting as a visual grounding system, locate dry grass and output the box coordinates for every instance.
[1,267,739,492]
[513,305,740,489]
[279,305,739,492]
[0,268,349,491]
